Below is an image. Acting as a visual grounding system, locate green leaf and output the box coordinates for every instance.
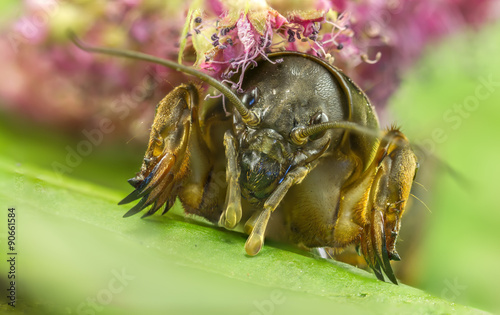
[0,117,488,315]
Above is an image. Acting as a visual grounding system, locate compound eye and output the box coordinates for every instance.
[309,112,329,140]
[241,87,259,108]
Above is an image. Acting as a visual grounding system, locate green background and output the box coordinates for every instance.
[1,2,500,314]
[390,19,500,313]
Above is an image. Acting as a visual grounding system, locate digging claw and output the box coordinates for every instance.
[363,210,399,284]
[119,153,176,218]
[375,210,398,284]
[389,251,401,261]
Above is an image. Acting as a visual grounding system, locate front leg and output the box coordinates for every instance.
[119,84,200,217]
[332,128,417,284]
[244,166,310,256]
[360,129,418,284]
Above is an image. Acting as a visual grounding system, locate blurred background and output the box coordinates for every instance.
[1,0,500,314]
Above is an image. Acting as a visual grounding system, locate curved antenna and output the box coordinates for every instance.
[291,121,382,145]
[69,32,260,126]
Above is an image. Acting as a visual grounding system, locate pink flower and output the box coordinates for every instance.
[0,0,498,137]
[0,1,188,137]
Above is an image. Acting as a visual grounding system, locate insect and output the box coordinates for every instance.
[73,36,418,285]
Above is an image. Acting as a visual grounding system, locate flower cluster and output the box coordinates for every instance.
[187,0,499,107]
[0,0,189,137]
[0,0,498,137]
[186,6,352,93]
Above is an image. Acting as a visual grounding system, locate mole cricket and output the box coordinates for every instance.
[73,33,418,284]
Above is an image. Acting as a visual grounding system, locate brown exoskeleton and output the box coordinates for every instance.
[73,38,418,284]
